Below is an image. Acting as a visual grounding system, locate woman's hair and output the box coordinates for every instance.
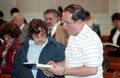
[111,12,120,22]
[28,18,48,39]
[0,22,21,38]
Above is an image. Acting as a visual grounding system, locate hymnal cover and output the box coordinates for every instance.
[103,42,120,48]
[22,62,53,70]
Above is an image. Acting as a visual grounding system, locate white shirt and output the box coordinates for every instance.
[27,39,48,78]
[51,22,61,36]
[65,24,103,78]
[20,24,24,30]
[113,30,120,45]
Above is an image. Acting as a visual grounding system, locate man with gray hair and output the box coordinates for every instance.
[44,9,69,46]
[12,13,28,42]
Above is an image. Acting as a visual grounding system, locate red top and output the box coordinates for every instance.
[0,38,21,74]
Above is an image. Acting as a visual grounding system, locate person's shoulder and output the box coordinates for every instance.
[57,24,64,30]
[0,19,7,27]
[23,24,28,28]
[111,28,117,33]
[48,37,59,44]
[57,24,68,35]
[47,37,66,47]
[112,28,117,31]
[20,39,29,47]
[14,38,22,44]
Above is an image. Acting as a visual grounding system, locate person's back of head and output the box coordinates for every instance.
[85,11,92,20]
[0,10,7,27]
[58,6,63,18]
[10,7,19,16]
[85,11,90,17]
[0,10,4,18]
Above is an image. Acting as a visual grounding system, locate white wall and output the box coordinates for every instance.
[118,0,120,12]
[0,0,14,21]
[0,0,120,35]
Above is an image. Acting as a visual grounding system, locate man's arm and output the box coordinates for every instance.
[47,65,98,76]
[56,60,65,66]
[64,66,98,76]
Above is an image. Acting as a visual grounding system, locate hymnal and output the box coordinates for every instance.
[22,62,53,70]
[103,42,120,48]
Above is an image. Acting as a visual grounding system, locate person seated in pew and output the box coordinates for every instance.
[108,12,120,57]
[0,22,22,74]
[85,11,101,36]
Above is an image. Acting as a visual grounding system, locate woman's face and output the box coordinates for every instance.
[113,20,120,30]
[4,34,15,44]
[32,32,47,45]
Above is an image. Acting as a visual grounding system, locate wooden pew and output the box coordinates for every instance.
[0,74,11,78]
[103,72,119,78]
[109,57,120,63]
[103,48,109,57]
[100,35,110,43]
[109,63,120,72]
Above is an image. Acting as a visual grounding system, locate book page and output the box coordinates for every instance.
[22,62,53,70]
[103,42,119,48]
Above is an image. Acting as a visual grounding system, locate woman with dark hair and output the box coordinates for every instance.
[0,22,21,74]
[11,18,65,78]
[108,12,120,57]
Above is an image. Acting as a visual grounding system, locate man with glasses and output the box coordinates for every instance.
[47,4,103,78]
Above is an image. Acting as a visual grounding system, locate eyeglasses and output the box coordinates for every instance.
[12,18,22,22]
[32,32,46,39]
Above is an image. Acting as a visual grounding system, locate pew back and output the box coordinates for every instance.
[0,74,11,78]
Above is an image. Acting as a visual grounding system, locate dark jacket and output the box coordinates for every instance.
[0,19,6,46]
[109,28,120,46]
[108,28,120,57]
[11,37,65,78]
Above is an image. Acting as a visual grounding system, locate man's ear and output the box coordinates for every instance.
[76,19,82,24]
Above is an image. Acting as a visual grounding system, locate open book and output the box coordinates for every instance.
[22,62,53,71]
[103,42,120,48]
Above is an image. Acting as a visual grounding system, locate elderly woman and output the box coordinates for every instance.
[0,22,21,73]
[11,18,65,78]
